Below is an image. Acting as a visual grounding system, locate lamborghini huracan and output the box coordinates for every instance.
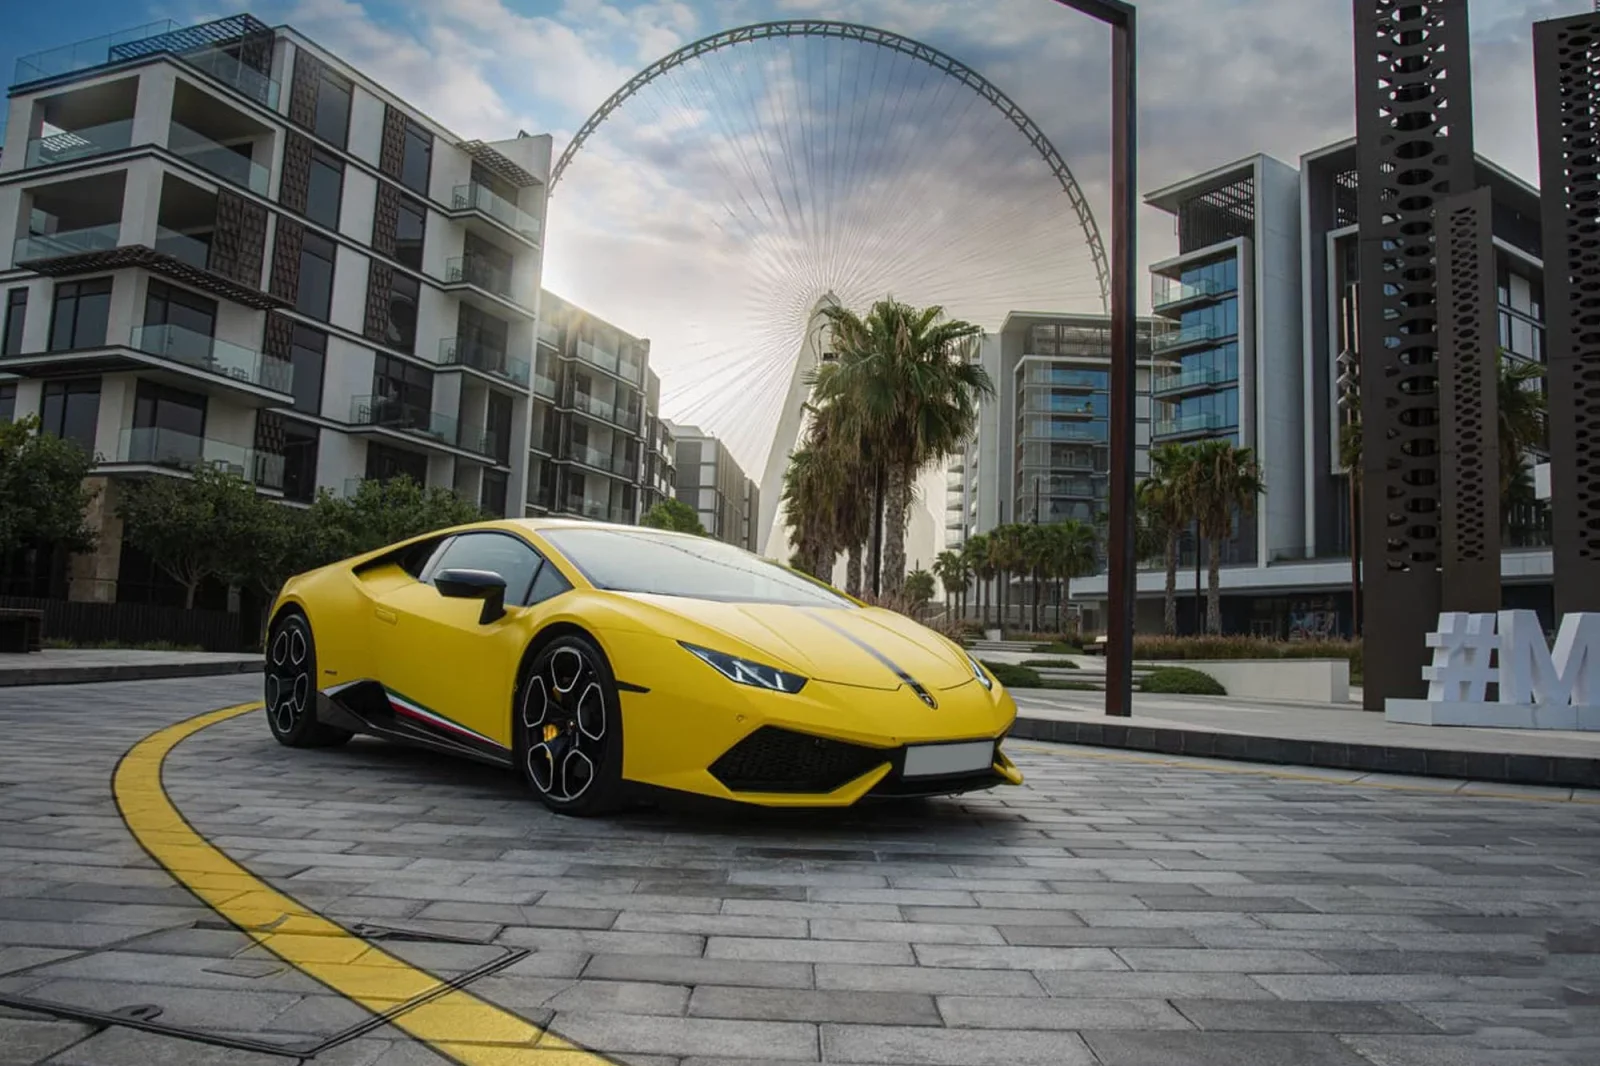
[264,519,1021,815]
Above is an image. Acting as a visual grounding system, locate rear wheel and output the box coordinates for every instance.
[513,634,625,815]
[265,613,351,749]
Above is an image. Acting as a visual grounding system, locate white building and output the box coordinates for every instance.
[0,14,550,604]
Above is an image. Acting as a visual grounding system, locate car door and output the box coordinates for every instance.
[374,530,563,752]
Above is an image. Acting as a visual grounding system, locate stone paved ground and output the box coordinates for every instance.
[1,677,1598,1065]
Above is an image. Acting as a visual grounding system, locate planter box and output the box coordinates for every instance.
[1149,658,1350,704]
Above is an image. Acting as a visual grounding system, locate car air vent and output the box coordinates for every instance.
[709,726,889,794]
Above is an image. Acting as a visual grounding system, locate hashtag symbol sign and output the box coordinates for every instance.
[1422,612,1500,703]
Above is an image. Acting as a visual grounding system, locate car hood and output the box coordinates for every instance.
[618,594,974,692]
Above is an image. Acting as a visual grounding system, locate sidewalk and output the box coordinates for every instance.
[0,649,261,687]
[1010,687,1600,789]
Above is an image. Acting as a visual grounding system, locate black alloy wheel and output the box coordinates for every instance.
[514,633,625,815]
[264,613,351,748]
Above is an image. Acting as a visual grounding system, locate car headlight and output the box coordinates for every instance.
[967,652,994,690]
[680,642,808,694]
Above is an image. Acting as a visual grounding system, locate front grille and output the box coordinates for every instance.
[709,726,890,794]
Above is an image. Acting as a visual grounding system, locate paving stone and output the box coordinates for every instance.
[937,994,1192,1030]
[910,943,1125,970]
[1312,949,1550,975]
[1115,947,1338,973]
[689,985,940,1025]
[1336,1034,1585,1065]
[1036,969,1280,999]
[545,1012,817,1058]
[496,927,705,956]
[821,1023,1097,1065]
[1082,1030,1374,1065]
[806,919,1005,945]
[899,906,1086,927]
[705,936,912,965]
[998,925,1202,948]
[615,912,809,938]
[46,1026,292,1065]
[0,1017,94,1062]
[478,975,689,1016]
[583,954,814,989]
[1173,998,1440,1032]
[814,963,1045,996]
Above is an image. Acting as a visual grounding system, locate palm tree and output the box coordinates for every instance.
[986,524,1026,634]
[1138,444,1194,636]
[932,549,970,620]
[782,401,874,593]
[1022,523,1052,632]
[1181,440,1264,635]
[964,532,994,627]
[809,299,990,597]
[1045,520,1098,633]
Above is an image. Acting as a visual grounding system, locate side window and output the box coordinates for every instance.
[527,558,571,606]
[428,532,542,606]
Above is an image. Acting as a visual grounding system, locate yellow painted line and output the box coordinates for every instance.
[113,703,614,1064]
[1010,741,1600,805]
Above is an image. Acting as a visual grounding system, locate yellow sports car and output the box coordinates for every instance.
[264,519,1021,815]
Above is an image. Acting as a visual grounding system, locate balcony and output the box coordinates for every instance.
[152,226,210,269]
[1022,396,1099,417]
[1021,367,1104,390]
[451,182,541,240]
[570,390,641,433]
[1150,322,1228,355]
[168,121,268,194]
[437,337,531,386]
[537,321,562,348]
[1153,364,1234,397]
[178,45,280,109]
[348,395,458,448]
[575,339,623,377]
[112,426,283,489]
[13,224,120,265]
[1151,274,1233,312]
[533,373,558,400]
[1153,411,1228,438]
[131,323,292,394]
[25,119,134,168]
[445,255,513,299]
[564,495,633,524]
[1022,421,1106,442]
[566,442,634,478]
[458,423,500,460]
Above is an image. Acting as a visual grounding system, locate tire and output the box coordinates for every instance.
[264,613,352,749]
[513,633,625,816]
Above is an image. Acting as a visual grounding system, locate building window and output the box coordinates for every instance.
[306,149,344,230]
[314,71,352,149]
[3,289,27,356]
[395,197,425,270]
[49,278,112,352]
[134,379,206,439]
[400,119,432,195]
[384,272,420,353]
[0,382,15,422]
[144,280,218,338]
[373,352,432,414]
[365,440,427,484]
[481,470,508,516]
[297,233,336,321]
[487,391,512,465]
[40,379,100,452]
[288,324,327,414]
[281,420,320,503]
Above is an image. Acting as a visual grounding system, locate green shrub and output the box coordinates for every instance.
[1133,635,1361,676]
[1141,666,1227,696]
[1021,658,1080,669]
[981,661,1041,688]
[1030,641,1084,655]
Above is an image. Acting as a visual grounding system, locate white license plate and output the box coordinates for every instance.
[903,741,994,778]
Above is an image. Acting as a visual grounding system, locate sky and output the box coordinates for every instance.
[2,0,1584,483]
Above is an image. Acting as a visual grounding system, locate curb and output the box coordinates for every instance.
[1011,714,1600,790]
[0,660,262,688]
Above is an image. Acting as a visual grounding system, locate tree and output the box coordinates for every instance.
[1180,440,1264,635]
[810,298,990,597]
[964,532,993,628]
[641,498,706,535]
[932,549,970,620]
[903,568,936,616]
[1137,444,1194,636]
[0,415,97,561]
[782,400,873,594]
[1043,520,1098,634]
[986,523,1026,634]
[308,476,486,564]
[117,467,267,609]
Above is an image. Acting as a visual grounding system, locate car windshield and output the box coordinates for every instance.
[540,527,851,607]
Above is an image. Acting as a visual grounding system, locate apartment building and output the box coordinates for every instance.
[1069,141,1553,638]
[641,369,676,517]
[529,289,659,525]
[962,312,1165,544]
[668,422,759,550]
[0,13,549,603]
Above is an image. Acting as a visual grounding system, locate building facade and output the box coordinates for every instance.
[1070,141,1553,638]
[530,289,659,525]
[669,422,759,550]
[0,13,550,603]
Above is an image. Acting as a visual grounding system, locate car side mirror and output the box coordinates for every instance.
[435,568,507,624]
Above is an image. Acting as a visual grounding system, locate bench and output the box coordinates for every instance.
[0,609,44,654]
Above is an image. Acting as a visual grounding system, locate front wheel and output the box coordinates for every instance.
[264,613,351,749]
[513,634,625,815]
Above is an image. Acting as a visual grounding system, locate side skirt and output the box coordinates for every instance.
[317,681,513,770]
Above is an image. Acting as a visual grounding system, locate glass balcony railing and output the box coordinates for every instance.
[13,224,120,264]
[153,227,210,269]
[179,46,280,109]
[117,426,284,489]
[130,323,292,394]
[451,183,541,239]
[533,373,558,400]
[1153,365,1234,395]
[1021,368,1104,390]
[570,390,618,424]
[1150,322,1227,353]
[13,19,176,86]
[168,121,269,194]
[1022,421,1106,442]
[1153,411,1229,437]
[569,442,615,472]
[348,395,458,446]
[1022,396,1100,417]
[25,119,134,168]
[565,496,631,524]
[459,423,498,459]
[437,337,531,385]
[446,255,513,299]
[617,353,646,386]
[1151,274,1233,310]
[537,321,562,348]
[575,339,623,377]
